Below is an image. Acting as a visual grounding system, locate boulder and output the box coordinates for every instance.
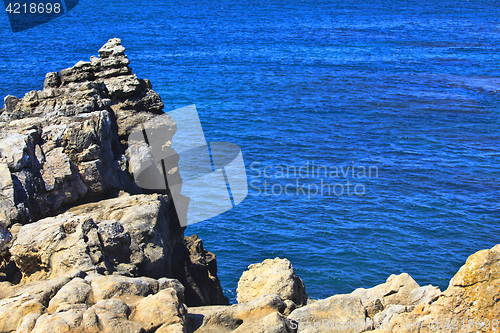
[188,294,291,332]
[47,277,92,312]
[8,192,226,306]
[86,274,158,303]
[30,304,88,333]
[130,288,188,332]
[90,298,143,333]
[237,257,307,306]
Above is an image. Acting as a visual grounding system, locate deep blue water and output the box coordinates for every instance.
[1,0,500,303]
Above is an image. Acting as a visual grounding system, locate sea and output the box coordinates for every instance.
[0,0,499,303]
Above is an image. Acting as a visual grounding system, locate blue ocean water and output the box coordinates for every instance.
[1,0,500,303]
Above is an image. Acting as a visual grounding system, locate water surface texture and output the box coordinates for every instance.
[1,0,499,302]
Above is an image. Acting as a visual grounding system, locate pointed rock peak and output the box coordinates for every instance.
[98,38,126,59]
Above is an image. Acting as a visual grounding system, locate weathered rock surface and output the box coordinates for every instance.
[176,235,228,307]
[10,194,176,282]
[0,271,188,333]
[385,244,500,333]
[237,258,308,306]
[0,38,175,227]
[0,39,227,322]
[188,294,297,333]
[130,288,188,332]
[286,272,440,333]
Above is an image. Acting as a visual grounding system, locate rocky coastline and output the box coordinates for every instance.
[0,39,497,333]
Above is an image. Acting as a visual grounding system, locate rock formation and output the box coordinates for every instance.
[0,38,171,226]
[237,258,308,306]
[382,244,500,333]
[0,38,227,316]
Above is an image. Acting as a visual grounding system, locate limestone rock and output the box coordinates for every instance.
[9,194,172,281]
[188,294,289,332]
[389,244,500,332]
[350,272,440,321]
[91,298,143,333]
[30,304,87,333]
[47,277,92,312]
[130,288,188,332]
[237,257,307,306]
[175,235,229,306]
[159,277,186,303]
[233,312,297,333]
[0,37,229,333]
[288,294,367,333]
[8,193,226,306]
[0,38,172,227]
[0,275,71,332]
[87,274,158,303]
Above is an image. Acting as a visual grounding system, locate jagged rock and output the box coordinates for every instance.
[388,244,500,332]
[0,37,227,332]
[237,257,308,306]
[10,213,101,281]
[0,38,173,227]
[9,194,166,279]
[130,288,188,332]
[47,277,92,312]
[87,273,158,303]
[159,277,186,303]
[288,294,368,333]
[188,294,291,332]
[3,95,19,113]
[175,235,229,307]
[0,108,134,226]
[372,304,408,329]
[351,273,440,320]
[98,38,126,59]
[234,312,297,333]
[67,193,182,279]
[43,72,61,89]
[7,192,225,306]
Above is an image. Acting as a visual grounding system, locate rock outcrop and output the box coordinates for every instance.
[0,38,174,227]
[287,272,440,333]
[237,258,308,306]
[383,244,500,333]
[9,193,185,282]
[0,272,187,333]
[188,294,297,333]
[0,38,227,318]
